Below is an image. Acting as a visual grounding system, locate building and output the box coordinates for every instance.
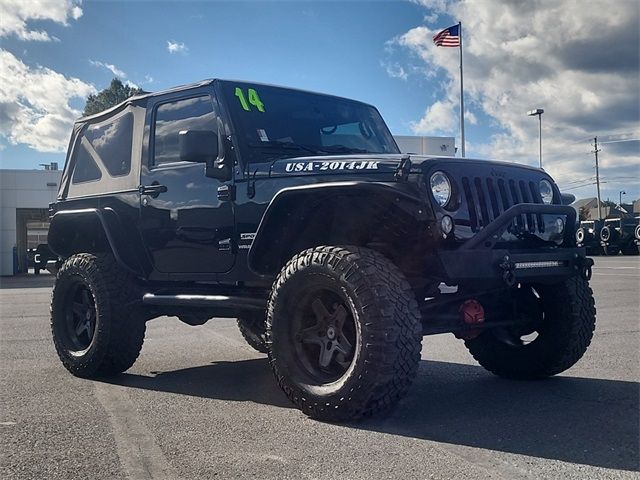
[571,197,640,221]
[394,136,456,156]
[0,168,62,276]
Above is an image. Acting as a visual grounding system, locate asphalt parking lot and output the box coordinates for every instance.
[1,256,638,479]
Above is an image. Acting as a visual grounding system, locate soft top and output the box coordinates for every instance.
[77,78,376,124]
[77,78,216,124]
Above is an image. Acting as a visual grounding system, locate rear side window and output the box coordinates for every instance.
[84,113,133,177]
[71,143,101,184]
[153,96,216,165]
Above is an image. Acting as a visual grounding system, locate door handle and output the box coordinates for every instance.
[139,183,168,198]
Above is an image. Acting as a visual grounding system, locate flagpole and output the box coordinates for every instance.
[459,21,466,157]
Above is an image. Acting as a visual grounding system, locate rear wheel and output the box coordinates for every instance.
[267,246,422,421]
[465,277,596,379]
[237,313,268,353]
[51,253,145,378]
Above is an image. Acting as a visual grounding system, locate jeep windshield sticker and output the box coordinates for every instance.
[285,160,379,172]
[234,87,265,112]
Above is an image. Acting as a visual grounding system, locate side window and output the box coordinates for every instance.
[153,96,216,165]
[71,142,101,184]
[84,113,133,177]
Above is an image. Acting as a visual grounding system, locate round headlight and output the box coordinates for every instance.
[539,179,553,204]
[430,171,452,207]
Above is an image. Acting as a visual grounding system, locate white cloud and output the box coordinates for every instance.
[125,80,139,89]
[0,0,83,42]
[89,59,127,78]
[144,74,154,84]
[167,40,188,54]
[382,62,408,80]
[392,0,640,193]
[0,49,96,153]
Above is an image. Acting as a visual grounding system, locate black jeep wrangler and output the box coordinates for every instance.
[576,219,605,256]
[598,218,640,256]
[49,79,596,421]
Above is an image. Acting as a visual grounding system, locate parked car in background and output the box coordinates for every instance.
[576,220,605,256]
[599,218,640,256]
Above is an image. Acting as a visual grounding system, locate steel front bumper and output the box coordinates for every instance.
[435,203,592,285]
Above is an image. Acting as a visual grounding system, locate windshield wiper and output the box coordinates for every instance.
[248,141,322,155]
[317,145,370,154]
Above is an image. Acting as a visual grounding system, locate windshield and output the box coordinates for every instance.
[219,81,399,163]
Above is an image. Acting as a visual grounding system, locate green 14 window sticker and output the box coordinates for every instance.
[234,87,265,112]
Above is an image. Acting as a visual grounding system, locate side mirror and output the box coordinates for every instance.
[561,192,576,205]
[179,130,218,163]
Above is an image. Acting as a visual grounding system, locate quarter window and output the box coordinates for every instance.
[71,142,101,184]
[84,113,133,177]
[153,96,216,165]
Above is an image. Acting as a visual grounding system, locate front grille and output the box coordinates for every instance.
[461,176,545,233]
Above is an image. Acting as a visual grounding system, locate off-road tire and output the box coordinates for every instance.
[266,246,422,422]
[465,276,596,379]
[237,313,268,353]
[51,253,145,378]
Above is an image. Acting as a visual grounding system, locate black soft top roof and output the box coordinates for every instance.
[77,78,376,124]
[77,78,216,124]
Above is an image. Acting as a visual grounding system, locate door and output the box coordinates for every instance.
[139,92,235,274]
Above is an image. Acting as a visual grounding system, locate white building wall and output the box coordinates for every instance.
[0,169,62,275]
[393,136,456,156]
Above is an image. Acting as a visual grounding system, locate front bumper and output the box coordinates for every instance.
[437,247,591,286]
[435,203,592,285]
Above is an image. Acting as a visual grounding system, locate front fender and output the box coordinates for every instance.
[247,181,428,275]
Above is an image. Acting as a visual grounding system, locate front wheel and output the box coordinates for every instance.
[465,276,596,379]
[267,246,423,422]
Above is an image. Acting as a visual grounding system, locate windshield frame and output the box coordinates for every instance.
[215,80,400,168]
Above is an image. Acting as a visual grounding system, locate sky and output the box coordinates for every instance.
[0,0,638,202]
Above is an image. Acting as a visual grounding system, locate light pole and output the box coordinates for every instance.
[527,108,544,168]
[619,190,626,208]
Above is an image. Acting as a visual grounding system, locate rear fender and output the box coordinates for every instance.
[48,208,145,277]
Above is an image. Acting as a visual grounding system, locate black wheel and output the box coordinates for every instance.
[237,313,268,353]
[465,277,596,379]
[603,245,620,256]
[51,253,145,378]
[621,244,639,256]
[267,246,422,421]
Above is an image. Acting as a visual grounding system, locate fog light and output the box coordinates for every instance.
[441,215,453,236]
[554,217,565,234]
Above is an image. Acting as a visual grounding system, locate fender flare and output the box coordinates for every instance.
[48,208,146,277]
[247,181,427,275]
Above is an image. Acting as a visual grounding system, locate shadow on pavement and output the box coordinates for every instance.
[0,274,54,290]
[111,358,293,409]
[107,358,639,471]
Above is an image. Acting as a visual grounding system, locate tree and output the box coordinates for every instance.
[83,78,146,116]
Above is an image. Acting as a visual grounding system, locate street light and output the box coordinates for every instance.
[619,190,626,208]
[527,108,544,168]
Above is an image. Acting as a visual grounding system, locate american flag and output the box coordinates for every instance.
[433,24,460,47]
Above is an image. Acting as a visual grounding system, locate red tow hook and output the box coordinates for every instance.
[456,299,485,340]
